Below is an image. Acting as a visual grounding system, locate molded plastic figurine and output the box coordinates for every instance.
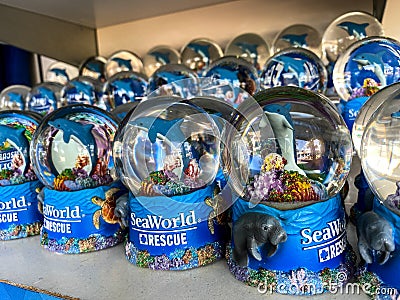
[232,212,287,267]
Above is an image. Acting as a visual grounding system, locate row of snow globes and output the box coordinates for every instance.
[0,10,399,298]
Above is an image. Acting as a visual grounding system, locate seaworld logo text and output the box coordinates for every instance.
[43,204,81,219]
[300,217,347,263]
[130,210,197,230]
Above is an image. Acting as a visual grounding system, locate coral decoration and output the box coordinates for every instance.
[53,176,71,191]
[184,159,201,180]
[163,154,181,172]
[246,153,321,203]
[349,78,380,100]
[75,154,90,169]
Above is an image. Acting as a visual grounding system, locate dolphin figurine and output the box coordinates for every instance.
[73,81,93,96]
[280,33,308,47]
[48,119,97,175]
[391,111,400,119]
[337,21,369,39]
[111,57,132,69]
[352,51,387,86]
[261,111,306,176]
[187,43,211,59]
[272,56,305,77]
[112,80,135,105]
[0,125,30,173]
[150,51,171,64]
[6,92,24,109]
[130,116,185,144]
[235,42,259,65]
[49,68,69,80]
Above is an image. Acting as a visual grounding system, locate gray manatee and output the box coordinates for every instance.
[232,212,287,267]
[357,211,395,265]
[114,193,129,228]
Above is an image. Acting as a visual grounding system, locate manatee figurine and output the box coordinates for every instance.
[114,193,129,227]
[357,211,395,265]
[232,212,287,267]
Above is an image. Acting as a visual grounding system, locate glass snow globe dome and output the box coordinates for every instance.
[322,11,385,64]
[352,82,400,156]
[361,88,400,208]
[30,104,119,191]
[113,96,221,197]
[222,86,353,208]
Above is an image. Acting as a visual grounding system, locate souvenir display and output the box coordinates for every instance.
[0,85,30,111]
[181,38,223,75]
[143,45,181,77]
[103,71,148,109]
[114,96,230,270]
[333,36,400,132]
[26,82,62,116]
[322,11,385,64]
[79,56,108,83]
[0,110,43,240]
[260,47,327,93]
[224,33,270,73]
[147,63,199,99]
[223,86,355,295]
[45,61,79,85]
[30,105,127,253]
[203,56,259,106]
[355,89,400,298]
[271,24,322,57]
[105,50,144,79]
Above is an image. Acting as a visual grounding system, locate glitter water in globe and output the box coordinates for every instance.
[103,71,148,109]
[114,96,220,198]
[222,86,353,208]
[105,50,144,79]
[143,45,181,77]
[203,56,260,106]
[224,33,271,73]
[271,24,322,57]
[79,56,108,83]
[352,82,400,156]
[147,63,199,99]
[181,38,224,75]
[0,85,30,111]
[45,61,79,85]
[60,76,98,107]
[30,104,119,191]
[322,11,385,64]
[361,88,400,206]
[0,110,41,186]
[260,47,327,93]
[26,82,63,116]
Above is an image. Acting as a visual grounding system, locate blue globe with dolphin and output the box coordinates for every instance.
[114,96,220,197]
[30,104,119,191]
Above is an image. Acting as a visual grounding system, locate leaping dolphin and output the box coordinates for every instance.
[352,51,387,86]
[150,51,171,64]
[0,125,30,173]
[337,21,369,39]
[130,116,185,144]
[280,33,308,47]
[48,119,97,175]
[49,68,69,80]
[187,43,211,59]
[235,42,259,65]
[7,92,24,109]
[260,111,306,176]
[111,57,132,69]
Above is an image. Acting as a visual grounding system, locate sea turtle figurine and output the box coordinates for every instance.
[92,188,125,229]
[204,194,228,234]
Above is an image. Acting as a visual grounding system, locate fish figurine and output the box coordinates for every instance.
[48,118,97,175]
[0,125,30,173]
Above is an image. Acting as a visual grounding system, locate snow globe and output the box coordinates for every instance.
[271,24,322,57]
[30,104,127,253]
[79,56,108,83]
[224,33,271,74]
[260,47,327,93]
[26,82,62,116]
[203,56,260,106]
[333,36,400,132]
[114,95,230,270]
[143,45,181,77]
[0,85,30,111]
[45,61,79,85]
[223,86,355,295]
[147,64,199,99]
[181,38,224,75]
[355,88,400,298]
[103,71,148,109]
[0,110,43,240]
[105,50,144,79]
